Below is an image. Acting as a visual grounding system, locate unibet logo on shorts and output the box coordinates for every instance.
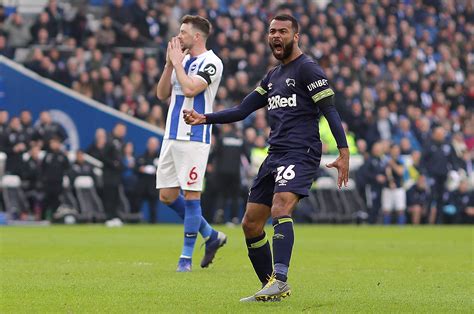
[268,94,297,110]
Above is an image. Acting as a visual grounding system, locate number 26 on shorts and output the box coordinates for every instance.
[275,165,296,182]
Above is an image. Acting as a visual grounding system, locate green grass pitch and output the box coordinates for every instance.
[1,225,472,313]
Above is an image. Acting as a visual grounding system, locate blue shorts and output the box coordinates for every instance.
[248,150,321,207]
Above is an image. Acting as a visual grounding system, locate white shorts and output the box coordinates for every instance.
[156,139,210,191]
[382,187,406,211]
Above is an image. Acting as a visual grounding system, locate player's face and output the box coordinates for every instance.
[268,20,297,60]
[178,23,195,51]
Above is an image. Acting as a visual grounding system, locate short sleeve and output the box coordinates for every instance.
[196,57,223,85]
[300,61,334,104]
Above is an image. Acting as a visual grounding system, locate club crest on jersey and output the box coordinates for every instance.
[268,83,273,90]
[286,78,295,87]
[190,63,197,72]
[268,94,297,110]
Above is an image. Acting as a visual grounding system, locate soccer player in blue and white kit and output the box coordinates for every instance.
[156,15,227,272]
[184,14,350,301]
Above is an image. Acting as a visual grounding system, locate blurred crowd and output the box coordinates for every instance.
[0,0,473,224]
[0,110,162,224]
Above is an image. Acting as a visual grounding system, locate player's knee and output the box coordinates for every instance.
[159,192,174,205]
[242,216,263,238]
[271,196,297,217]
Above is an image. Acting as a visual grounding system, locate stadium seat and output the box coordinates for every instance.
[1,175,29,219]
[0,152,6,182]
[73,176,106,222]
[117,185,142,223]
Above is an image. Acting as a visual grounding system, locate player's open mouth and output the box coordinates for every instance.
[273,42,283,52]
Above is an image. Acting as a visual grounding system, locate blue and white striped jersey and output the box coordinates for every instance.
[164,50,223,144]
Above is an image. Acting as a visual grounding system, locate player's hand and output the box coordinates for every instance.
[165,41,171,66]
[325,147,349,189]
[183,109,206,125]
[169,37,188,67]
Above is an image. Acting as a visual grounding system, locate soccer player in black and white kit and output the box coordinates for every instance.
[184,14,350,302]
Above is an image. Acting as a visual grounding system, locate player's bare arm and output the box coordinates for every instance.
[169,37,208,97]
[156,40,174,100]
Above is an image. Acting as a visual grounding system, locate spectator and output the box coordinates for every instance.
[364,141,387,224]
[442,179,471,224]
[146,105,166,129]
[101,123,126,224]
[0,110,9,151]
[382,144,407,225]
[68,150,95,187]
[3,13,31,48]
[96,16,117,51]
[212,124,246,225]
[4,117,28,175]
[19,110,34,143]
[32,111,67,149]
[393,117,421,152]
[0,34,13,58]
[422,127,457,224]
[21,144,43,220]
[41,136,69,220]
[86,128,107,162]
[121,141,137,213]
[135,137,160,223]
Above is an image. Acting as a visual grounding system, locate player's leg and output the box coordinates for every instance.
[239,157,277,302]
[242,202,272,285]
[159,188,214,238]
[175,141,226,269]
[248,192,297,302]
[253,152,319,301]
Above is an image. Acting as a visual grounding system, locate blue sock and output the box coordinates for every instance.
[272,216,294,282]
[181,200,201,258]
[169,195,185,219]
[168,195,216,241]
[397,213,406,225]
[383,214,391,225]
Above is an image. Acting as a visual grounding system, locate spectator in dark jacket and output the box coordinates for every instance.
[422,127,457,224]
[365,141,387,224]
[406,175,431,225]
[442,180,471,224]
[135,137,159,223]
[101,123,126,222]
[41,136,69,220]
[4,117,28,175]
[32,111,67,149]
[21,144,43,219]
[212,124,246,224]
[68,150,95,187]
